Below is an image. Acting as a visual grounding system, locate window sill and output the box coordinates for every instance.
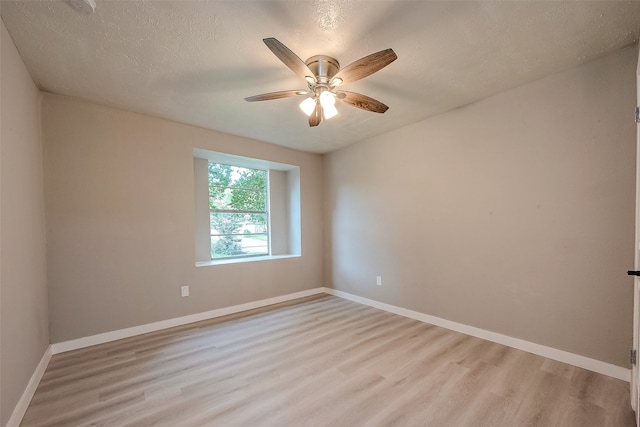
[195,254,300,267]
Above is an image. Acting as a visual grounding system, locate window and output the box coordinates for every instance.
[193,149,301,265]
[209,163,269,259]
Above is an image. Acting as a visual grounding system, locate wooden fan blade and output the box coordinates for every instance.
[338,91,389,113]
[331,48,397,86]
[309,103,322,127]
[245,90,307,102]
[263,38,316,84]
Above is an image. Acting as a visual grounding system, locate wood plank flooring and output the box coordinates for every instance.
[21,295,635,426]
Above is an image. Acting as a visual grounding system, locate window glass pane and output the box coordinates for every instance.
[208,164,234,210]
[210,212,268,258]
[211,212,245,236]
[209,188,266,212]
[208,164,266,189]
[211,235,268,258]
[244,213,268,233]
[208,162,268,259]
[228,187,266,211]
[210,212,268,235]
[228,167,267,190]
[211,235,244,258]
[208,164,267,211]
[237,234,268,255]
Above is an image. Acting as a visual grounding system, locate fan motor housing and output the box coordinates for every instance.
[305,55,340,84]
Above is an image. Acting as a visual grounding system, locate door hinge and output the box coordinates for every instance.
[636,107,640,123]
[631,349,637,366]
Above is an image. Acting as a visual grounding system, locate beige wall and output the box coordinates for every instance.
[42,95,324,343]
[0,21,49,427]
[324,46,637,367]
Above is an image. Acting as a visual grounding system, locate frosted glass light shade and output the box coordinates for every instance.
[299,97,316,116]
[323,103,338,119]
[319,91,337,119]
[320,91,336,107]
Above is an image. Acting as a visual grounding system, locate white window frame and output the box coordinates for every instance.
[193,149,301,267]
[208,162,270,260]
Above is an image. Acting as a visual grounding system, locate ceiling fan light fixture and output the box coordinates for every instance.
[323,103,338,119]
[299,97,317,116]
[319,90,338,119]
[246,38,397,127]
[319,90,336,107]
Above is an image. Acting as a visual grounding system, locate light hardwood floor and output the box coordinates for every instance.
[22,295,635,426]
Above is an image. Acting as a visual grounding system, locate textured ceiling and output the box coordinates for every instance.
[2,1,640,154]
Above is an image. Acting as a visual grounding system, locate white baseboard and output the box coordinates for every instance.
[325,288,630,382]
[51,287,326,354]
[49,285,629,382]
[6,345,52,427]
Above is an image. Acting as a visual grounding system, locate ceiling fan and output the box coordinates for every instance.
[245,38,397,127]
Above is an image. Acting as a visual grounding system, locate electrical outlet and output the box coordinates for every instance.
[181,285,189,297]
[376,276,382,286]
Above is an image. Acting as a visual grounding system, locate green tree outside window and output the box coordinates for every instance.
[209,163,268,258]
